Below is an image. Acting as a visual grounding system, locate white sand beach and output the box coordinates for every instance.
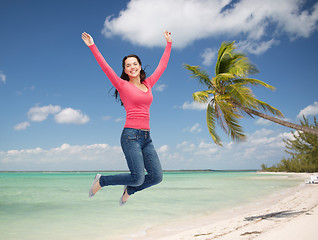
[143,172,318,240]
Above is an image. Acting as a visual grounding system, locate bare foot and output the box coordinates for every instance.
[92,180,101,195]
[122,188,130,202]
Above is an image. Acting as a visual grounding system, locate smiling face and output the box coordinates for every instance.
[124,57,142,80]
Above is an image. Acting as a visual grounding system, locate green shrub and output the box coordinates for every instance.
[261,116,318,172]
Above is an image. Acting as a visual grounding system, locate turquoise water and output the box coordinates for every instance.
[0,171,301,240]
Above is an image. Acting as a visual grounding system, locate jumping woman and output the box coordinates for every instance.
[82,31,172,205]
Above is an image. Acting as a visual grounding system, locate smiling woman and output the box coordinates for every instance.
[81,31,172,206]
[115,54,148,104]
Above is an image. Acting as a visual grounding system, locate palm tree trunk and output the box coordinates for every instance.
[232,102,318,136]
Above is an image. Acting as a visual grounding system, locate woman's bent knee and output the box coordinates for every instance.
[130,173,145,186]
[152,172,163,185]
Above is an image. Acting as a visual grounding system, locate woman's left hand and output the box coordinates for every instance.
[81,32,94,46]
[164,30,172,43]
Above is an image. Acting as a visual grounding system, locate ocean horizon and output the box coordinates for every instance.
[0,171,302,240]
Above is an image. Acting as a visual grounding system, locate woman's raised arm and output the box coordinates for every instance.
[145,31,172,88]
[82,32,123,90]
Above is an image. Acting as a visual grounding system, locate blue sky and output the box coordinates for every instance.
[1,0,318,171]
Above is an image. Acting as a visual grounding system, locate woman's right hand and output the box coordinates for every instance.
[164,30,172,43]
[81,32,94,46]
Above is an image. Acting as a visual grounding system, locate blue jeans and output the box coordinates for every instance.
[99,128,163,195]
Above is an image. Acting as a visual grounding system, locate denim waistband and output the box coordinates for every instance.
[123,128,150,132]
[122,128,151,143]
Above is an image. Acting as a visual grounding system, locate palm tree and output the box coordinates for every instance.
[184,41,318,146]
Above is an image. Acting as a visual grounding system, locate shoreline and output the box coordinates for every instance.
[0,169,258,173]
[137,172,318,240]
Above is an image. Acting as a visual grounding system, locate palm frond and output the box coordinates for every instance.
[223,111,246,142]
[184,64,213,89]
[213,99,227,133]
[215,94,242,119]
[214,73,235,88]
[215,73,235,80]
[232,78,275,90]
[225,84,256,108]
[225,86,282,119]
[214,95,241,129]
[252,98,284,118]
[216,43,259,78]
[228,55,250,77]
[228,54,259,77]
[206,102,222,146]
[192,90,211,103]
[215,41,235,75]
[214,95,246,142]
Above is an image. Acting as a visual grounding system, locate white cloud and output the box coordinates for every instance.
[54,108,90,124]
[24,85,35,91]
[153,83,167,92]
[115,117,124,122]
[28,105,61,122]
[157,145,169,154]
[191,123,202,133]
[18,105,90,128]
[102,116,112,121]
[0,71,6,84]
[297,102,318,118]
[14,121,30,131]
[183,123,202,133]
[255,117,293,126]
[177,141,196,152]
[174,128,294,169]
[240,128,295,151]
[195,141,219,156]
[1,128,296,171]
[255,118,272,126]
[201,48,217,66]
[236,39,280,55]
[182,100,208,111]
[0,143,124,171]
[102,0,318,50]
[14,86,35,96]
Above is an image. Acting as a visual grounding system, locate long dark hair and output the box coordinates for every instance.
[114,54,147,106]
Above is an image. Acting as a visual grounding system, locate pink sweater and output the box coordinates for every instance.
[89,42,172,130]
